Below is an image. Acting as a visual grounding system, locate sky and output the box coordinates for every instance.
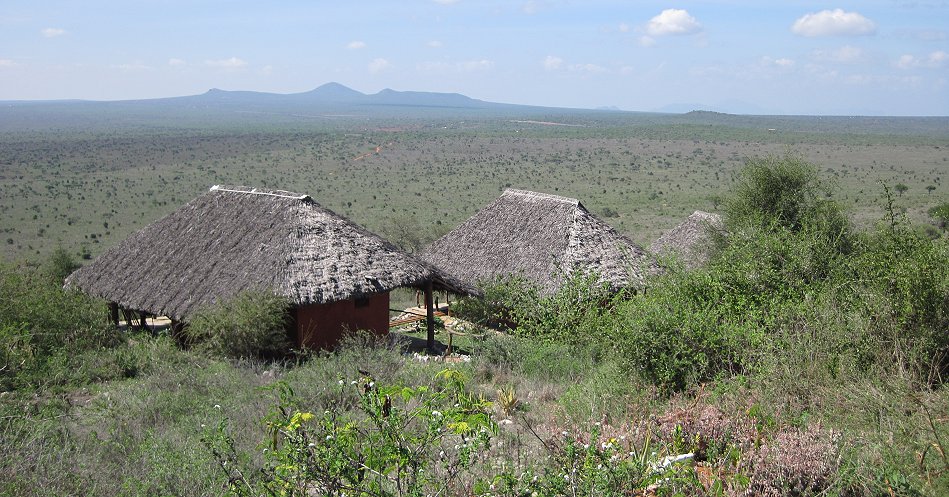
[1,1,948,115]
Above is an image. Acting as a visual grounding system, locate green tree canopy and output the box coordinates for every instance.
[929,202,949,230]
[724,152,848,238]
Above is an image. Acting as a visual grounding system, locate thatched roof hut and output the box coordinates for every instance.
[421,189,655,293]
[650,210,723,269]
[65,185,469,322]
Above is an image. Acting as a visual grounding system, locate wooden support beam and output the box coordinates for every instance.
[170,319,185,346]
[425,280,435,351]
[108,302,119,327]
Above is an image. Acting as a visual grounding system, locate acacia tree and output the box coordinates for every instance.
[895,183,909,196]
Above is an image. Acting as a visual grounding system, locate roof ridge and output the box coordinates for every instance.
[502,188,579,205]
[209,184,312,201]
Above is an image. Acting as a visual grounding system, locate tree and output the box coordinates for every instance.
[724,152,845,235]
[379,215,438,253]
[929,202,949,231]
[895,183,908,196]
[926,185,936,195]
[43,247,80,283]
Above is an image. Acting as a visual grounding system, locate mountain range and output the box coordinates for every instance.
[3,82,527,111]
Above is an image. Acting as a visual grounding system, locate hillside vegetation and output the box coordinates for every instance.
[2,153,947,496]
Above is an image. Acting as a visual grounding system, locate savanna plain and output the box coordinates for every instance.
[1,109,948,496]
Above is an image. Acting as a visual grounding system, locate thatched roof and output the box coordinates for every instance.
[421,189,655,293]
[650,210,723,268]
[65,185,471,320]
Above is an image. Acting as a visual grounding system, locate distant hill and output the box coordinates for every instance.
[1,82,520,112]
[1,83,947,137]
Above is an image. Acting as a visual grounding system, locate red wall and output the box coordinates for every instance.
[294,292,390,349]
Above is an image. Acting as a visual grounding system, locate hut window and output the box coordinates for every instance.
[355,297,370,308]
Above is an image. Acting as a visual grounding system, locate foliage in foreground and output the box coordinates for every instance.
[206,368,497,496]
[203,352,862,497]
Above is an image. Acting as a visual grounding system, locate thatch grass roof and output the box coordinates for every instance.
[421,189,655,293]
[65,185,471,320]
[650,210,724,269]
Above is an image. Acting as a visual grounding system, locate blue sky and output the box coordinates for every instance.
[2,1,947,115]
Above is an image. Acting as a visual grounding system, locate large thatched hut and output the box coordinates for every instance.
[65,185,468,349]
[421,189,655,293]
[650,210,723,269]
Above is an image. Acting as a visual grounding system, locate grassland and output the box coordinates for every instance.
[1,111,947,263]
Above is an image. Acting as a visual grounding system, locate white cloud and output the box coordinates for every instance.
[41,27,66,38]
[0,59,16,68]
[427,40,442,48]
[522,1,539,14]
[618,23,630,33]
[347,41,366,50]
[896,54,918,69]
[113,61,152,72]
[812,45,865,63]
[541,56,606,73]
[896,50,949,69]
[432,0,459,4]
[568,63,607,73]
[457,59,493,71]
[791,9,876,37]
[543,55,563,70]
[762,56,795,68]
[928,50,948,67]
[168,58,186,67]
[638,36,656,47]
[205,57,248,69]
[645,9,702,37]
[368,58,390,74]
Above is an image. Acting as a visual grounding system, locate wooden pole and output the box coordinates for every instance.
[108,302,119,327]
[425,280,435,351]
[170,319,185,346]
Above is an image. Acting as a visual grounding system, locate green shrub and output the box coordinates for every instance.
[725,152,847,236]
[185,291,292,359]
[40,246,81,284]
[0,258,120,391]
[451,275,539,330]
[929,202,949,231]
[609,155,861,392]
[204,369,496,496]
[610,267,769,392]
[845,220,949,381]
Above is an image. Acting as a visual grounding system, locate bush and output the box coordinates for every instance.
[845,219,949,381]
[610,267,768,392]
[41,246,81,284]
[185,291,292,359]
[451,275,539,330]
[0,259,120,391]
[204,369,496,496]
[929,202,949,231]
[725,152,847,236]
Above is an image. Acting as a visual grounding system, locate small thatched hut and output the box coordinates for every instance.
[421,189,655,293]
[650,210,724,269]
[65,185,468,349]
